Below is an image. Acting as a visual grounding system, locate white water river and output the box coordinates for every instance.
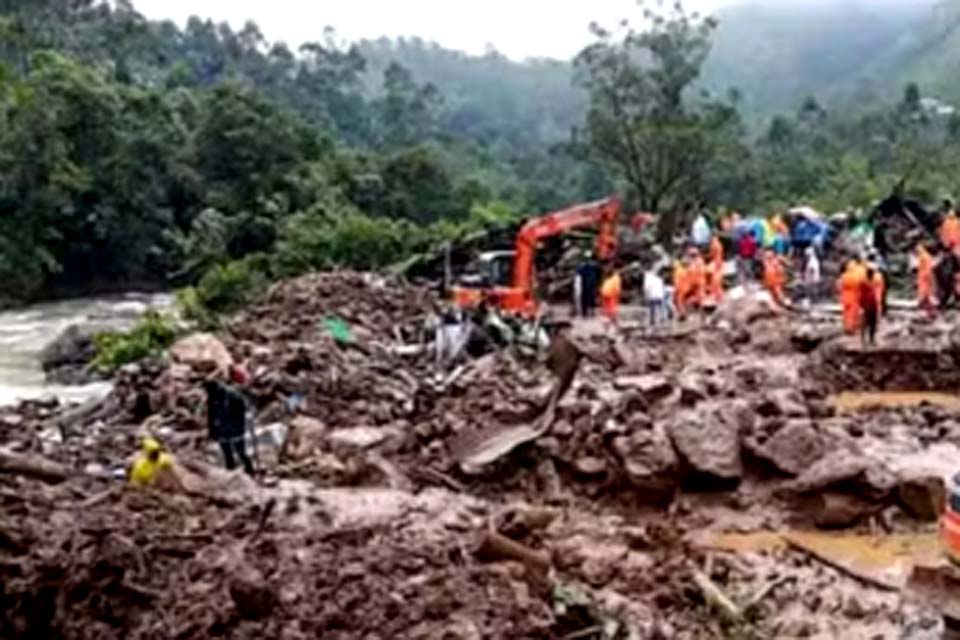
[0,293,171,407]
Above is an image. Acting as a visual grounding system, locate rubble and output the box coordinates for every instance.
[2,269,959,638]
[667,407,743,481]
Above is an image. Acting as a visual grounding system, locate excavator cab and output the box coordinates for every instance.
[459,251,515,288]
[452,251,523,311]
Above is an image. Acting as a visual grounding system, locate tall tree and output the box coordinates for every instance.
[574,0,738,242]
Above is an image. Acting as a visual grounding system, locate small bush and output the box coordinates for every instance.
[92,311,179,371]
[178,254,271,326]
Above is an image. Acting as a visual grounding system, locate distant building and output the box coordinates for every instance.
[919,96,957,118]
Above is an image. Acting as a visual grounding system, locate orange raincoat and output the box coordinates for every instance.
[917,245,935,312]
[709,236,724,266]
[941,213,960,250]
[686,256,707,308]
[600,272,622,321]
[838,263,865,334]
[762,252,786,306]
[708,237,725,303]
[872,271,885,316]
[673,261,688,318]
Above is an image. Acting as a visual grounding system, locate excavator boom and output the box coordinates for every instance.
[511,197,621,292]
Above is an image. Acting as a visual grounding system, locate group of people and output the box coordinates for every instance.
[573,257,623,322]
[129,363,256,490]
[837,257,886,346]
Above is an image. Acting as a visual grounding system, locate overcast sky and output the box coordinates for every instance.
[132,0,732,60]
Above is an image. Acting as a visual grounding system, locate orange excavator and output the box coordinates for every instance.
[452,197,621,317]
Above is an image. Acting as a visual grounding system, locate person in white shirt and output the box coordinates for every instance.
[643,269,666,326]
[691,213,711,251]
[803,246,821,306]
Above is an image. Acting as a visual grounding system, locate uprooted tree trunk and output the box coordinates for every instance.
[0,449,73,483]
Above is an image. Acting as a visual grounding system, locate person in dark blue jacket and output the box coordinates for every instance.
[204,379,255,475]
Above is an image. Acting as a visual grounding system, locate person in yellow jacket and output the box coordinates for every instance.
[129,437,184,491]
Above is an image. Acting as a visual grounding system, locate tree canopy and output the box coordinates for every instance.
[1,0,959,309]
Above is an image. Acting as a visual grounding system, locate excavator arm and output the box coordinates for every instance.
[511,197,621,293]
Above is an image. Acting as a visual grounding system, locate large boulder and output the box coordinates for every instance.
[612,421,681,498]
[755,389,808,418]
[781,449,895,499]
[895,475,946,522]
[712,290,780,327]
[169,333,233,374]
[666,408,742,480]
[40,322,113,383]
[747,419,825,476]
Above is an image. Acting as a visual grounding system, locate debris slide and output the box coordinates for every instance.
[2,270,959,639]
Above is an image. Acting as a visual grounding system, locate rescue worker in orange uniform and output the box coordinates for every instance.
[837,260,865,334]
[917,243,936,316]
[708,236,725,304]
[872,267,886,318]
[762,249,787,307]
[673,259,689,320]
[709,235,724,266]
[941,202,960,250]
[860,268,881,346]
[685,249,707,310]
[600,263,622,323]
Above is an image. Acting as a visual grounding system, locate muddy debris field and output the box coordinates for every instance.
[2,271,960,639]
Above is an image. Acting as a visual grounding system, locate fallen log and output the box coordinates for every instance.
[475,529,551,574]
[0,449,73,483]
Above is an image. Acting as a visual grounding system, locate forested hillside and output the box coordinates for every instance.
[4,0,960,314]
[0,1,607,306]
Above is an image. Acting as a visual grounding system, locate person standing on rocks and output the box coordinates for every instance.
[204,375,255,475]
[685,247,707,311]
[838,259,865,335]
[573,255,601,318]
[802,246,821,307]
[737,230,758,286]
[859,268,881,347]
[917,242,937,317]
[642,267,666,327]
[600,263,622,324]
[762,249,787,307]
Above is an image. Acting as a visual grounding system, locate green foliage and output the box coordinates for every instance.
[92,311,178,371]
[5,0,960,317]
[273,205,417,275]
[178,255,271,326]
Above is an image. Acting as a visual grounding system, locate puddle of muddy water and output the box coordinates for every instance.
[699,530,943,589]
[829,391,960,413]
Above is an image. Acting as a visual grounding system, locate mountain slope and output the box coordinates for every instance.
[703,0,938,121]
[856,0,960,103]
